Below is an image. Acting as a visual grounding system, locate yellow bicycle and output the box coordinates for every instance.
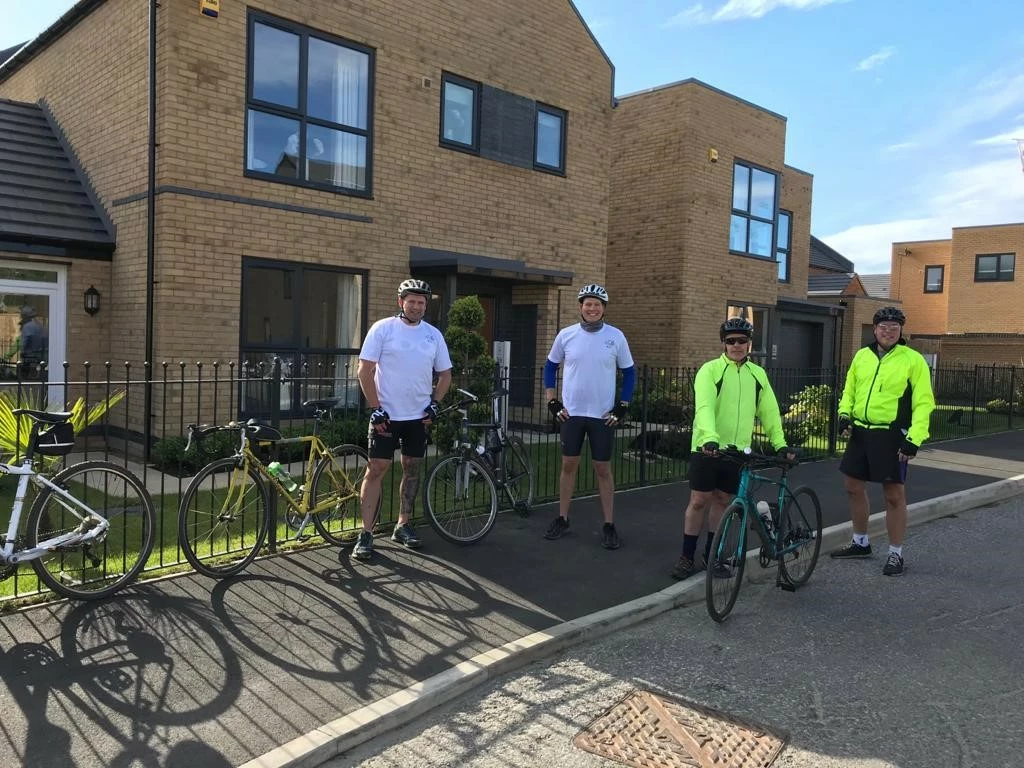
[177,399,372,578]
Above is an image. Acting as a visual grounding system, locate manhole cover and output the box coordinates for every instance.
[574,690,786,768]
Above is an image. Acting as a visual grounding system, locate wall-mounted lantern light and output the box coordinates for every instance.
[84,285,100,316]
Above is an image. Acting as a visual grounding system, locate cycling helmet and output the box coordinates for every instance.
[720,317,753,341]
[872,306,905,325]
[578,284,609,304]
[398,278,431,298]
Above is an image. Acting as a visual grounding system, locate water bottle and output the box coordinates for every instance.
[756,500,774,533]
[267,461,299,493]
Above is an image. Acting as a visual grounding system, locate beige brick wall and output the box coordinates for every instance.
[607,80,799,367]
[947,224,1024,334]
[890,239,950,335]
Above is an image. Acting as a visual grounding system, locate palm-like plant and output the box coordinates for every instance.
[0,389,126,464]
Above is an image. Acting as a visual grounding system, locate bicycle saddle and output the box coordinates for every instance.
[11,408,73,424]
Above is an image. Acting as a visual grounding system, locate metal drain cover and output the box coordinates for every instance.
[574,690,786,768]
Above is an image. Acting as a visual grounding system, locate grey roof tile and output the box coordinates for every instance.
[810,235,854,273]
[0,98,113,249]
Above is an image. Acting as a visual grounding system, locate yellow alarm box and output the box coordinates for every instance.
[199,0,219,18]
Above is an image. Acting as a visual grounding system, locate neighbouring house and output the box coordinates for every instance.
[805,235,892,367]
[604,79,841,375]
[858,273,890,299]
[893,223,1024,366]
[0,0,614,428]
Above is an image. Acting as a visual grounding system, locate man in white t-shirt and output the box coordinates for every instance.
[351,278,453,561]
[542,284,635,550]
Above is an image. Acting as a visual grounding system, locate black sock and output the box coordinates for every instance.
[704,533,714,562]
[682,534,698,559]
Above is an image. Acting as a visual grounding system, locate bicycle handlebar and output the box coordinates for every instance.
[716,445,799,470]
[184,420,255,452]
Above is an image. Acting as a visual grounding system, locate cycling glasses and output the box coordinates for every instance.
[724,337,749,345]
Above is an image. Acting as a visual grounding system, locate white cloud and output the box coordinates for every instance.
[665,0,848,27]
[884,141,918,152]
[854,46,894,72]
[820,158,1024,273]
[973,127,1024,146]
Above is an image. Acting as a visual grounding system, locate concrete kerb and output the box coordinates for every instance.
[241,474,1024,768]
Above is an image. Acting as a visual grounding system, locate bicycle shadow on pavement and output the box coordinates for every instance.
[0,584,243,768]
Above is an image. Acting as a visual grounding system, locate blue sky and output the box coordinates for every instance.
[4,0,1024,273]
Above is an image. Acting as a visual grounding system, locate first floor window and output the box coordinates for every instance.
[776,210,792,282]
[535,105,566,173]
[974,253,1014,282]
[241,258,366,415]
[441,73,479,150]
[924,265,944,293]
[729,162,777,259]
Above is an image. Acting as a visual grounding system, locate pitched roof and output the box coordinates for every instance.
[810,235,854,273]
[0,98,114,251]
[0,43,25,66]
[807,273,867,296]
[858,273,890,298]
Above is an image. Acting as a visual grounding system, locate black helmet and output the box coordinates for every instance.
[872,306,905,325]
[720,317,753,341]
[398,278,431,298]
[578,284,609,304]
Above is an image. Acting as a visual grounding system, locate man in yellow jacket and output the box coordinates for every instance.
[670,317,792,580]
[831,306,935,576]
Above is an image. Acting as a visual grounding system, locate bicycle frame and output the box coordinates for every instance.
[731,461,803,561]
[0,459,110,565]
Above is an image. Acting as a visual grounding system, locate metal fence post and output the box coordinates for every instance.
[1009,366,1016,430]
[828,365,840,455]
[639,365,649,485]
[970,365,979,434]
[266,356,282,553]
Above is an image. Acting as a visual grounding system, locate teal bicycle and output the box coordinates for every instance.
[706,447,822,622]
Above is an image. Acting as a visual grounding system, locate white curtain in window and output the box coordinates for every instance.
[334,274,362,401]
[331,48,367,189]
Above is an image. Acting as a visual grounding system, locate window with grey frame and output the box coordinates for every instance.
[974,253,1015,282]
[535,104,566,173]
[729,162,777,259]
[240,259,366,416]
[245,12,374,195]
[776,210,792,282]
[440,73,480,151]
[924,265,944,293]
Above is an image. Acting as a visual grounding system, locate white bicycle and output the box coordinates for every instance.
[0,409,155,600]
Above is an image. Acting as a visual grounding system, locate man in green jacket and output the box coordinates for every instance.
[671,317,792,580]
[831,306,935,576]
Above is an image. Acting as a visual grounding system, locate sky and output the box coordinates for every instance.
[3,0,1024,274]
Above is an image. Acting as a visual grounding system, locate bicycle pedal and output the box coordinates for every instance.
[514,502,531,518]
[777,579,796,592]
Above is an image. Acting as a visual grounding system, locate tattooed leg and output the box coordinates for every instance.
[399,456,423,523]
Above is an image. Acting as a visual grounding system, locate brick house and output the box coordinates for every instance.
[0,0,613,419]
[893,223,1024,366]
[604,79,840,373]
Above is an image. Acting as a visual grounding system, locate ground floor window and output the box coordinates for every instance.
[240,258,366,415]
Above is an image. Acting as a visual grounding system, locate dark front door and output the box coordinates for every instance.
[508,304,537,407]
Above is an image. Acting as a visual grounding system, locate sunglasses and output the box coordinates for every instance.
[724,337,749,346]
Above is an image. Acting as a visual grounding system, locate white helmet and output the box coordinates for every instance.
[398,278,431,298]
[578,284,608,304]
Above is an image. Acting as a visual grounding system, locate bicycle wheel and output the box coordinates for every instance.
[28,460,156,600]
[310,444,374,546]
[423,454,498,545]
[178,457,270,578]
[777,485,822,588]
[501,435,534,515]
[705,503,748,623]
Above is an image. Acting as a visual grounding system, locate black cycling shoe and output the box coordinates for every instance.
[601,523,621,550]
[544,516,569,540]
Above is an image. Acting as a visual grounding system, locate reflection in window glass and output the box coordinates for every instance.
[244,266,296,345]
[252,23,300,108]
[246,110,300,177]
[536,109,564,169]
[750,169,776,219]
[303,270,363,350]
[776,211,791,282]
[306,124,367,190]
[732,165,749,210]
[0,267,59,283]
[749,220,773,257]
[307,38,369,128]
[924,266,944,292]
[729,214,747,252]
[443,81,475,145]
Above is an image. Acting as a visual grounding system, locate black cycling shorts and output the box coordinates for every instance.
[687,451,741,494]
[367,419,428,459]
[559,416,614,461]
[839,426,907,484]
